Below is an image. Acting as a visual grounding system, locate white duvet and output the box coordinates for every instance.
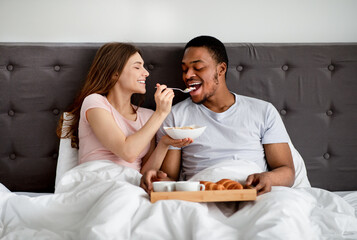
[1,160,357,240]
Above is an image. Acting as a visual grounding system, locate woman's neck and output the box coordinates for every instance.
[107,88,137,120]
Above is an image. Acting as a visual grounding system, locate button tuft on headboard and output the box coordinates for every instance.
[7,64,14,71]
[323,153,330,160]
[326,110,333,116]
[282,65,289,71]
[8,110,15,117]
[236,65,244,72]
[9,153,16,160]
[328,64,335,71]
[54,65,61,72]
[53,109,60,115]
[148,64,154,70]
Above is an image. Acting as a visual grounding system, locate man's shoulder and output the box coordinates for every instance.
[236,94,272,107]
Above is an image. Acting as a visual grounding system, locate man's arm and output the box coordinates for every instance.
[160,149,181,180]
[245,143,295,195]
[140,149,181,193]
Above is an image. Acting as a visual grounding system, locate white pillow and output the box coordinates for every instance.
[0,183,11,193]
[55,113,79,188]
[288,140,311,188]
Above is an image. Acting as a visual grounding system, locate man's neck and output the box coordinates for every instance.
[202,88,235,113]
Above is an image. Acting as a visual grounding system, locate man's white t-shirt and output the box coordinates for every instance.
[157,93,290,180]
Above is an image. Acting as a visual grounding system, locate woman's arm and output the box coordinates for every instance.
[86,85,174,163]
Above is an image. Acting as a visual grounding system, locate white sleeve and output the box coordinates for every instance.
[261,103,290,144]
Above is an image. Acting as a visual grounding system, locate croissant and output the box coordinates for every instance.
[216,179,243,190]
[200,181,226,190]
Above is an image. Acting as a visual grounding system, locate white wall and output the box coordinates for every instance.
[1,0,356,43]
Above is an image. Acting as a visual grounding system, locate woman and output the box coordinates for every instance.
[57,42,192,174]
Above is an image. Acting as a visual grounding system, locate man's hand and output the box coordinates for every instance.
[246,143,295,196]
[140,169,168,193]
[245,172,272,196]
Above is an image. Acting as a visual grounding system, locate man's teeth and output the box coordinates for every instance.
[189,82,201,87]
[138,80,145,84]
[189,83,201,86]
[188,83,201,90]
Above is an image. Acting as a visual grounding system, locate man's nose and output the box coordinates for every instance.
[185,69,196,80]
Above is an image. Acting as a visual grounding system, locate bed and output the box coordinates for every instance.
[1,43,357,239]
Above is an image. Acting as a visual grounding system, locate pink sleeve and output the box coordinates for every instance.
[80,94,111,123]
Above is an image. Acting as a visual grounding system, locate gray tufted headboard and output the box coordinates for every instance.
[1,43,357,193]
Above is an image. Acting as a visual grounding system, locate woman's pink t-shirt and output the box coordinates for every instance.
[78,93,154,171]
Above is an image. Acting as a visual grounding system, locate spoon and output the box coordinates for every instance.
[155,87,195,93]
[170,87,195,93]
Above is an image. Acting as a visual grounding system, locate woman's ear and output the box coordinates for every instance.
[112,72,120,80]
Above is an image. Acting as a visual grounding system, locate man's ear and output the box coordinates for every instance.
[217,62,227,77]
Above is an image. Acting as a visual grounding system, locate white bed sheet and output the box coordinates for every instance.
[334,191,357,217]
[1,160,356,240]
[10,190,357,219]
[11,190,357,216]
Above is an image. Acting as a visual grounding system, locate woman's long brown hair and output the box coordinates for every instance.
[56,42,144,148]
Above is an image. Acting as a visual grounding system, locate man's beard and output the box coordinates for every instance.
[192,72,219,105]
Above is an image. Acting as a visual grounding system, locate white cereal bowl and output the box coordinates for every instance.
[164,125,206,140]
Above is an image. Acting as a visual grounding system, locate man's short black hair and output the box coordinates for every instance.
[184,35,228,67]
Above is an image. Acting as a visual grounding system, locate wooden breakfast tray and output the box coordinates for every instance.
[150,189,256,203]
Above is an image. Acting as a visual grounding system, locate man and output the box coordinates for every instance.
[141,36,295,195]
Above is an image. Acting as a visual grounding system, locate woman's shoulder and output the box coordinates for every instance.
[136,107,154,123]
[137,106,154,116]
[82,93,110,111]
[83,93,106,102]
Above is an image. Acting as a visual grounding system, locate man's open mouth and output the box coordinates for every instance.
[188,82,202,92]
